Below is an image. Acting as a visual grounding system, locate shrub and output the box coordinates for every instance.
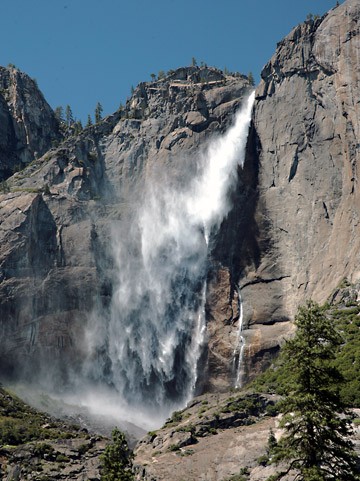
[33,443,55,458]
[55,453,69,463]
[168,444,180,452]
[257,455,269,466]
[78,443,89,455]
[100,427,134,481]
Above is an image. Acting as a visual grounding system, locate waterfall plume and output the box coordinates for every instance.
[85,91,255,427]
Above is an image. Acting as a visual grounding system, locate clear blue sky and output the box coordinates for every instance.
[1,0,339,123]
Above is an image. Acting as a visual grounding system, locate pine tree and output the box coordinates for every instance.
[100,427,134,481]
[54,106,64,123]
[86,114,93,128]
[248,71,255,86]
[73,120,83,136]
[65,105,73,126]
[95,101,103,124]
[268,301,359,481]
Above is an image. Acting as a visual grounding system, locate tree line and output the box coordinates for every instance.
[54,101,104,135]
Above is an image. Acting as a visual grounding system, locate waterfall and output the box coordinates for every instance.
[234,286,246,388]
[90,91,255,425]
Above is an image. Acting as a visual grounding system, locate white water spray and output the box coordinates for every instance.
[90,91,255,424]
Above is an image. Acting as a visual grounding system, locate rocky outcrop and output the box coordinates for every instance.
[133,391,281,481]
[249,0,360,311]
[0,66,59,180]
[0,386,108,481]
[133,391,360,481]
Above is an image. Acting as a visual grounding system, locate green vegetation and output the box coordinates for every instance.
[180,449,195,456]
[12,187,45,194]
[95,101,103,124]
[65,104,74,127]
[162,409,183,428]
[13,162,25,173]
[0,180,9,193]
[264,300,359,481]
[54,106,64,123]
[220,396,261,415]
[86,114,93,128]
[73,120,83,136]
[250,299,360,408]
[168,443,181,452]
[0,387,80,447]
[100,427,134,481]
[175,424,196,434]
[78,443,90,455]
[257,455,270,466]
[248,71,255,86]
[222,469,250,481]
[332,304,360,406]
[32,442,55,458]
[55,453,70,463]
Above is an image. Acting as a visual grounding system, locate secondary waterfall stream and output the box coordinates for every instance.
[234,286,246,388]
[87,92,255,427]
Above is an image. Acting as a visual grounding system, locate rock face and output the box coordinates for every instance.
[0,66,59,180]
[0,66,252,392]
[133,391,282,481]
[0,386,108,481]
[251,0,360,310]
[133,391,360,481]
[1,0,360,403]
[208,0,360,385]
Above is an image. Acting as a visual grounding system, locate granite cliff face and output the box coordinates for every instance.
[0,65,252,395]
[208,0,360,386]
[0,66,59,180]
[1,0,360,406]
